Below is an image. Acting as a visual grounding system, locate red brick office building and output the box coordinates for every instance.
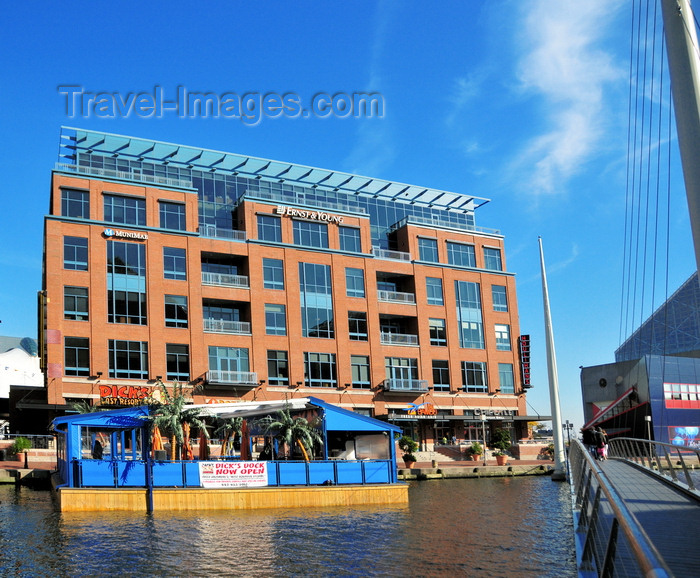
[37,128,534,448]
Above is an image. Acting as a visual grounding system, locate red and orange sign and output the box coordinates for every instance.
[99,385,152,406]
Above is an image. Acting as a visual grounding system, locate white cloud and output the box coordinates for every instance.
[511,0,625,196]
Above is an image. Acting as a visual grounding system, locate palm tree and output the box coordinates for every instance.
[214,416,243,457]
[148,380,209,461]
[258,405,323,462]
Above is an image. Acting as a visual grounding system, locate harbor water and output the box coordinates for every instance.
[0,477,576,577]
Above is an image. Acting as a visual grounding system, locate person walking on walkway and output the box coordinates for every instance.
[582,427,596,458]
[594,427,608,460]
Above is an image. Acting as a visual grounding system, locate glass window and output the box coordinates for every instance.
[108,290,148,325]
[462,361,487,392]
[499,363,515,394]
[65,337,90,376]
[257,214,282,242]
[107,241,147,325]
[432,360,450,391]
[351,355,371,389]
[345,267,365,298]
[64,236,88,270]
[385,357,419,382]
[107,240,146,277]
[265,303,287,335]
[299,262,334,338]
[165,295,188,328]
[304,352,337,387]
[159,201,186,231]
[263,258,284,290]
[348,311,368,341]
[418,238,438,262]
[429,318,447,346]
[64,286,88,321]
[447,242,476,267]
[267,350,289,386]
[426,277,444,306]
[208,346,249,373]
[109,340,148,379]
[492,285,508,312]
[339,226,362,252]
[484,247,503,271]
[61,189,89,219]
[293,220,329,248]
[455,280,484,349]
[104,194,146,226]
[495,324,511,351]
[166,344,190,382]
[164,247,187,280]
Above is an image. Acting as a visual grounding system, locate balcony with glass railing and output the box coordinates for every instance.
[203,318,251,335]
[372,247,411,261]
[380,332,418,346]
[207,370,258,386]
[389,215,501,236]
[201,271,250,289]
[199,224,247,241]
[377,290,416,304]
[382,378,429,393]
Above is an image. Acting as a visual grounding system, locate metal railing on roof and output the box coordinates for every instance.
[389,215,501,236]
[55,163,194,189]
[568,439,673,577]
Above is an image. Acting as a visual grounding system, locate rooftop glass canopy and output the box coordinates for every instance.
[59,127,489,212]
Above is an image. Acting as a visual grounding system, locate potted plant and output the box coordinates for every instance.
[398,435,419,468]
[492,428,511,465]
[467,441,483,462]
[10,436,32,468]
[492,449,508,466]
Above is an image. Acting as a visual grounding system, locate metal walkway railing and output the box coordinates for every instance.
[607,437,700,494]
[568,439,672,577]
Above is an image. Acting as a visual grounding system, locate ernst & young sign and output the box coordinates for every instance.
[275,205,344,224]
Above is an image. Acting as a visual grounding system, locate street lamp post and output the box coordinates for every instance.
[645,415,653,463]
[562,420,574,480]
[481,414,487,466]
[563,420,573,446]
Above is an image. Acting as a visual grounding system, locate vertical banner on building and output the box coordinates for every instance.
[198,461,268,488]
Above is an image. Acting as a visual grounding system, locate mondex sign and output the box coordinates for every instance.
[104,228,148,240]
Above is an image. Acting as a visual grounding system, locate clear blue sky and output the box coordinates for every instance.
[1,1,695,431]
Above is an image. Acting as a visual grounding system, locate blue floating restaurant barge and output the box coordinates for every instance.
[51,397,408,512]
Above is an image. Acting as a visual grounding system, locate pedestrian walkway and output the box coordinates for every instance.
[599,459,700,576]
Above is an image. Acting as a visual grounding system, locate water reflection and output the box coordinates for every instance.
[0,477,575,577]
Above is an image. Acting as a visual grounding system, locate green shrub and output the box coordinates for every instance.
[397,435,419,457]
[492,428,511,453]
[10,437,31,456]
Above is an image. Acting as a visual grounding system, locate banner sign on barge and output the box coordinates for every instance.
[198,461,268,488]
